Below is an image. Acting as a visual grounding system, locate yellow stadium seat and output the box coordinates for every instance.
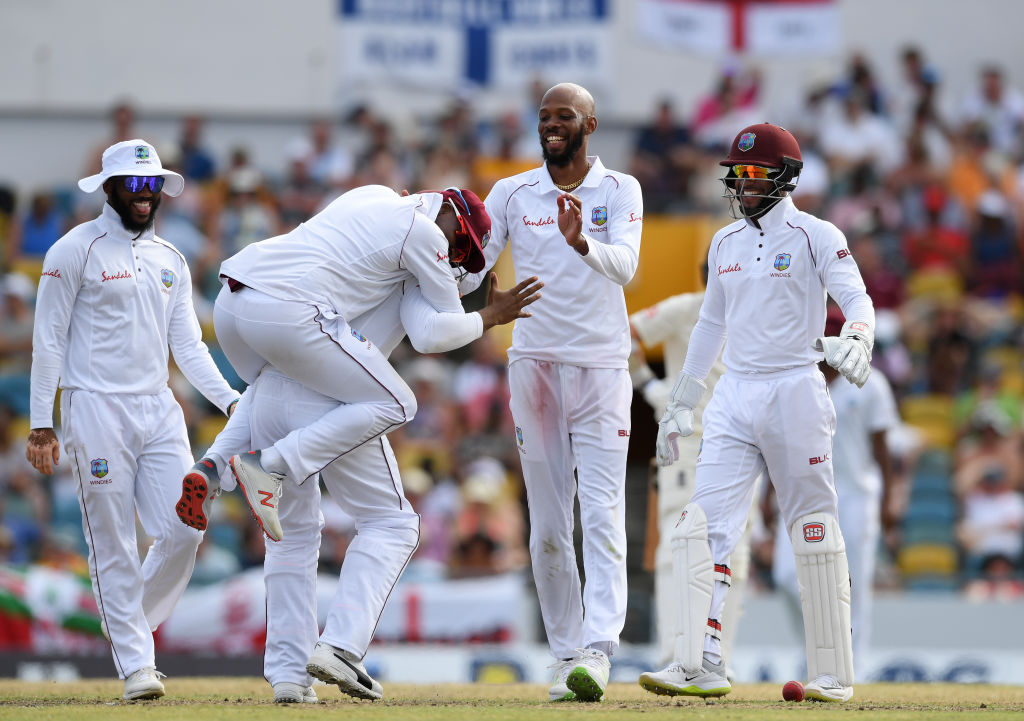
[897,543,958,577]
[197,415,228,447]
[900,394,956,449]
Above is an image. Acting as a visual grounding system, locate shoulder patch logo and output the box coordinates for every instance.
[91,458,109,478]
[161,269,174,288]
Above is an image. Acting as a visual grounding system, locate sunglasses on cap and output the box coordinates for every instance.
[120,175,165,193]
[731,164,773,179]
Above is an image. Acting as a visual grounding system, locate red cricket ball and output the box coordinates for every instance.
[782,680,805,702]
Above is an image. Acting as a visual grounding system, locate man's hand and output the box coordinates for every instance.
[478,272,544,329]
[557,193,588,255]
[656,405,694,466]
[814,318,874,388]
[26,428,60,475]
[654,373,707,467]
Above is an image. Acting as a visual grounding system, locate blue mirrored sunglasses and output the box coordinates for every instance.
[122,175,165,193]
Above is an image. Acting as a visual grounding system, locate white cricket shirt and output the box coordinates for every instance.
[219,185,471,324]
[30,203,239,429]
[829,370,898,495]
[683,196,874,378]
[630,291,724,429]
[462,156,642,368]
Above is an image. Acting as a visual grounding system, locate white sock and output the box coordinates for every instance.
[260,447,286,475]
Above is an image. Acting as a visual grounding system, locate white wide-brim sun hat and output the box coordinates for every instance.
[78,138,185,197]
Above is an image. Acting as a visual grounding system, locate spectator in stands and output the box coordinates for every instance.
[0,273,36,416]
[902,185,970,273]
[178,115,217,183]
[305,118,355,190]
[210,165,280,258]
[83,101,137,178]
[820,89,903,184]
[954,402,1022,496]
[275,137,329,230]
[958,64,1024,157]
[957,466,1024,573]
[630,99,697,213]
[967,189,1020,298]
[964,553,1024,601]
[13,192,67,261]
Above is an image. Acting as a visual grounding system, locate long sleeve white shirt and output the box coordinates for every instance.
[220,185,466,320]
[682,195,874,379]
[30,203,238,428]
[460,156,643,368]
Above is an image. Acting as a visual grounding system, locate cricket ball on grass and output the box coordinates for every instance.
[782,680,805,702]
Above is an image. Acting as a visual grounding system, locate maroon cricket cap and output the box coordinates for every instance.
[432,187,491,273]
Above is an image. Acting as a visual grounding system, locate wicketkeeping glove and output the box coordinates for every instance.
[813,319,874,388]
[655,373,706,467]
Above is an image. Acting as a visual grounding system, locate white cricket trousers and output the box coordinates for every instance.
[773,485,878,677]
[60,388,201,678]
[508,359,631,659]
[691,365,838,658]
[214,369,419,686]
[212,284,416,483]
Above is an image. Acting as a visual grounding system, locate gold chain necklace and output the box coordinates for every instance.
[552,162,591,191]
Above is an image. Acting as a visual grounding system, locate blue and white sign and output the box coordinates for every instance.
[337,0,611,88]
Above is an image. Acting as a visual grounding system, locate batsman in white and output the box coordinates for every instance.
[176,186,541,702]
[639,123,874,703]
[772,308,898,680]
[458,83,643,703]
[628,263,760,672]
[26,140,241,701]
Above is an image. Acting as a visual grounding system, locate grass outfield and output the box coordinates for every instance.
[1,679,1022,720]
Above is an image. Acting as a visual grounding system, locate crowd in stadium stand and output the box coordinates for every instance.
[0,46,1021,624]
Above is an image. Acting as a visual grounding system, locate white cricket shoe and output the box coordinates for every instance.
[566,647,610,702]
[306,642,383,700]
[273,681,319,703]
[123,667,166,700]
[547,658,577,701]
[805,674,853,702]
[230,451,284,542]
[638,660,732,697]
[176,457,221,531]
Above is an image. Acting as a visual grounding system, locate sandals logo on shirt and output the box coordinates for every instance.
[91,458,109,478]
[161,269,175,288]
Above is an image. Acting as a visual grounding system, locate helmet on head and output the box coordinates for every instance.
[720,123,803,220]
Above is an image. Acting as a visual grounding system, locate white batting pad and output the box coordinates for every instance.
[790,512,855,686]
[670,502,714,671]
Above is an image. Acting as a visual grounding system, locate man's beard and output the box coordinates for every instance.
[108,192,161,234]
[541,124,585,167]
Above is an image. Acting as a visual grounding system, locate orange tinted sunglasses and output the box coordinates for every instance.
[731,164,772,179]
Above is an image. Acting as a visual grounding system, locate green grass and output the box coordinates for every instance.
[0,679,1022,720]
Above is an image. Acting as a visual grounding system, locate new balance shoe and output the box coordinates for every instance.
[230,451,284,542]
[306,642,383,700]
[638,660,732,697]
[273,682,319,703]
[805,674,853,702]
[176,457,221,531]
[566,647,610,702]
[547,658,576,701]
[123,667,166,700]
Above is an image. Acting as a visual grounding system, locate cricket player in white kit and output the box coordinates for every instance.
[459,83,642,702]
[180,185,498,544]
[773,310,898,679]
[628,277,758,670]
[26,140,240,700]
[640,123,874,703]
[176,186,541,702]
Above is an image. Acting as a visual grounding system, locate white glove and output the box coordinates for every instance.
[655,373,706,467]
[813,319,873,388]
